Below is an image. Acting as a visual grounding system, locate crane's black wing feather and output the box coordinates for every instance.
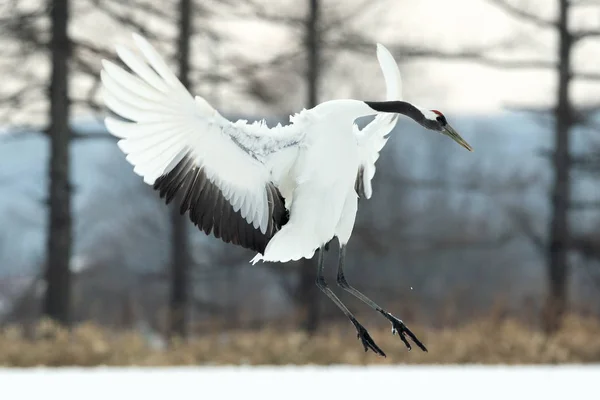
[154,154,289,254]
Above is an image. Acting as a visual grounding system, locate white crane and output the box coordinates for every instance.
[100,33,472,356]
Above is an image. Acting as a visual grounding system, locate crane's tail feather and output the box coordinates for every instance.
[250,222,318,264]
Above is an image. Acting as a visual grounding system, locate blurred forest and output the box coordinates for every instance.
[1,0,600,364]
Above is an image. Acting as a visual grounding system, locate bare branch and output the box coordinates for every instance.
[486,0,557,29]
[74,38,115,60]
[572,0,600,6]
[570,200,600,210]
[572,235,600,260]
[72,131,117,141]
[334,36,557,70]
[91,0,174,22]
[505,206,546,253]
[89,0,172,42]
[430,54,554,70]
[575,71,600,81]
[503,104,552,114]
[574,29,600,42]
[571,152,600,173]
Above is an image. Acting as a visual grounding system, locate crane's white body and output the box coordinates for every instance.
[259,101,365,263]
[101,34,402,264]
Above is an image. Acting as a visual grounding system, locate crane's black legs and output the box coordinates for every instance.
[314,247,385,357]
[336,245,428,352]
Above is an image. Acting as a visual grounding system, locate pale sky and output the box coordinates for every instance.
[5,0,600,125]
[215,0,600,115]
[379,0,600,114]
[385,0,553,113]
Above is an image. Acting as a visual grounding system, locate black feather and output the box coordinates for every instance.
[154,155,289,254]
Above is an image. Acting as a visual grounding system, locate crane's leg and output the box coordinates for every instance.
[314,247,386,357]
[336,245,427,352]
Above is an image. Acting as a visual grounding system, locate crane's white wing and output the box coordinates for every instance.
[354,43,402,199]
[101,33,303,254]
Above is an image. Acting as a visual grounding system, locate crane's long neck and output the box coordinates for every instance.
[364,101,425,124]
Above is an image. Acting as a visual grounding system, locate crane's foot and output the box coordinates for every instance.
[350,318,386,357]
[381,312,428,352]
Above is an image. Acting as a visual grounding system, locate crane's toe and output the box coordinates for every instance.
[382,312,428,352]
[350,318,386,357]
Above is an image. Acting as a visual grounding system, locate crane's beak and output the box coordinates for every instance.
[443,124,473,152]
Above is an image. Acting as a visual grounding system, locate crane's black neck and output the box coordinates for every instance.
[364,101,424,123]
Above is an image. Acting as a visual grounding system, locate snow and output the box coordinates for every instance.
[0,365,597,400]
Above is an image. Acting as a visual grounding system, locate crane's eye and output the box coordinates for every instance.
[431,109,447,125]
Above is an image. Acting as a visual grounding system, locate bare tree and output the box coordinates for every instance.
[295,0,322,334]
[44,0,72,325]
[86,0,236,337]
[546,0,572,333]
[168,0,193,339]
[480,0,600,331]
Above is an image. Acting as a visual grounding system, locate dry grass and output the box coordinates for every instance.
[1,315,600,366]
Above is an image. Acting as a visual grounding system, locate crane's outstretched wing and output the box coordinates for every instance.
[101,33,303,253]
[354,43,402,199]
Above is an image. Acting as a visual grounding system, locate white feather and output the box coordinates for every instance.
[376,43,402,100]
[103,33,414,265]
[354,43,403,199]
[102,33,305,235]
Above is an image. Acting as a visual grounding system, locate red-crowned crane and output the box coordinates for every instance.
[100,33,472,356]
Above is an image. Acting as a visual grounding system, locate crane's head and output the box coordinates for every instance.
[421,109,473,152]
[364,101,473,152]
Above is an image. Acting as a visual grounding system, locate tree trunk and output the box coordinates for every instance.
[168,0,192,339]
[544,0,572,333]
[306,0,319,108]
[44,0,72,326]
[297,0,321,334]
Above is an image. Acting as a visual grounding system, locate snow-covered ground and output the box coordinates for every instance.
[0,365,597,400]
